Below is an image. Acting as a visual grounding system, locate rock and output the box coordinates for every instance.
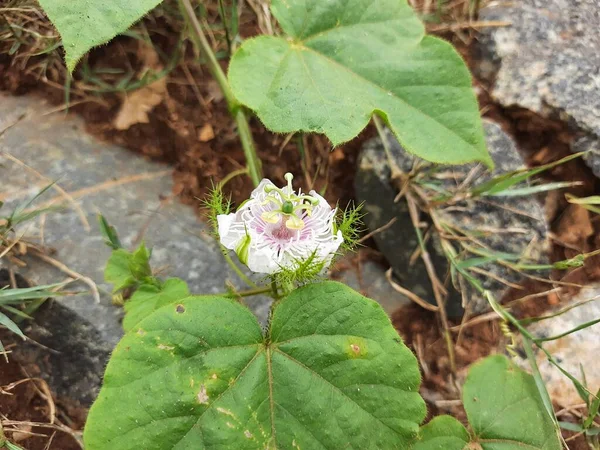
[477,0,600,176]
[0,94,270,405]
[355,120,548,316]
[516,286,600,406]
[331,258,410,315]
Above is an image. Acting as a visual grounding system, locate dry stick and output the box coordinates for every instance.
[2,152,90,231]
[358,217,398,244]
[449,310,502,332]
[1,421,82,449]
[406,192,457,375]
[428,19,511,32]
[28,248,100,304]
[385,268,439,312]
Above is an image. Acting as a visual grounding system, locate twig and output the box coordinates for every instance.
[385,268,439,312]
[428,19,511,32]
[358,217,398,244]
[28,248,100,303]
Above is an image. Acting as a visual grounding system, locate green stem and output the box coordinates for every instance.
[217,167,248,190]
[178,0,262,186]
[221,245,257,288]
[225,286,273,298]
[235,108,263,186]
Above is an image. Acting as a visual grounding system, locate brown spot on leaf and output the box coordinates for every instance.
[176,304,185,313]
[350,344,360,354]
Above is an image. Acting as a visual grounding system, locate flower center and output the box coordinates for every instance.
[260,173,320,231]
[270,222,296,241]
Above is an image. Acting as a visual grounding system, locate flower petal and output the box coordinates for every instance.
[217,213,245,250]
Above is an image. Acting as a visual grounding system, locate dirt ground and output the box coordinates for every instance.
[0,354,84,450]
[1,2,599,448]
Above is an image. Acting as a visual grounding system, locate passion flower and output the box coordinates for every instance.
[217,173,343,274]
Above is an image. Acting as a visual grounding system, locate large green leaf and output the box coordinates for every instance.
[84,281,425,449]
[228,0,491,166]
[464,355,561,450]
[37,0,163,72]
[412,356,562,450]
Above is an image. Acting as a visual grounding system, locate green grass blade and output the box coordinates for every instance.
[472,152,584,196]
[536,318,600,342]
[491,181,578,197]
[0,311,24,338]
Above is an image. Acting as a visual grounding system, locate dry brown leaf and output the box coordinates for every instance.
[11,424,33,442]
[113,43,167,131]
[556,204,593,246]
[198,123,215,142]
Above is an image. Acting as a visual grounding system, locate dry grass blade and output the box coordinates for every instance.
[385,268,439,312]
[28,248,100,304]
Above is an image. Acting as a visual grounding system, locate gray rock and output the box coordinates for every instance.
[477,0,600,176]
[331,258,410,315]
[0,94,270,405]
[516,286,600,406]
[355,121,549,315]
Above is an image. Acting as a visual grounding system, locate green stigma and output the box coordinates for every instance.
[260,173,320,230]
[282,201,294,214]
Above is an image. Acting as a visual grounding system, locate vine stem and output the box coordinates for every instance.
[178,0,262,186]
[221,245,257,288]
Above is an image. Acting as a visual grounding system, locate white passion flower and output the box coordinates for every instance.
[217,173,343,274]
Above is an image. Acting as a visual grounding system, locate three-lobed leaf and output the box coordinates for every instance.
[37,0,163,72]
[84,281,426,449]
[228,0,491,167]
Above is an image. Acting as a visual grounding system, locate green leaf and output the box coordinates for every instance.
[463,355,562,450]
[129,243,153,280]
[412,416,469,450]
[123,279,190,332]
[36,0,164,72]
[104,243,155,293]
[98,214,122,250]
[228,0,491,167]
[104,249,136,292]
[84,281,425,449]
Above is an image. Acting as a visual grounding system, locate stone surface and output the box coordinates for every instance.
[355,120,549,315]
[477,0,600,176]
[517,286,600,406]
[0,94,270,405]
[331,258,409,315]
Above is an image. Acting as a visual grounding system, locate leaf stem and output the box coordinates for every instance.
[235,108,263,186]
[178,0,262,186]
[230,286,273,297]
[221,245,258,288]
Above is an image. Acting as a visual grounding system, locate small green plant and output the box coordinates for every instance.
[79,177,561,449]
[20,0,589,447]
